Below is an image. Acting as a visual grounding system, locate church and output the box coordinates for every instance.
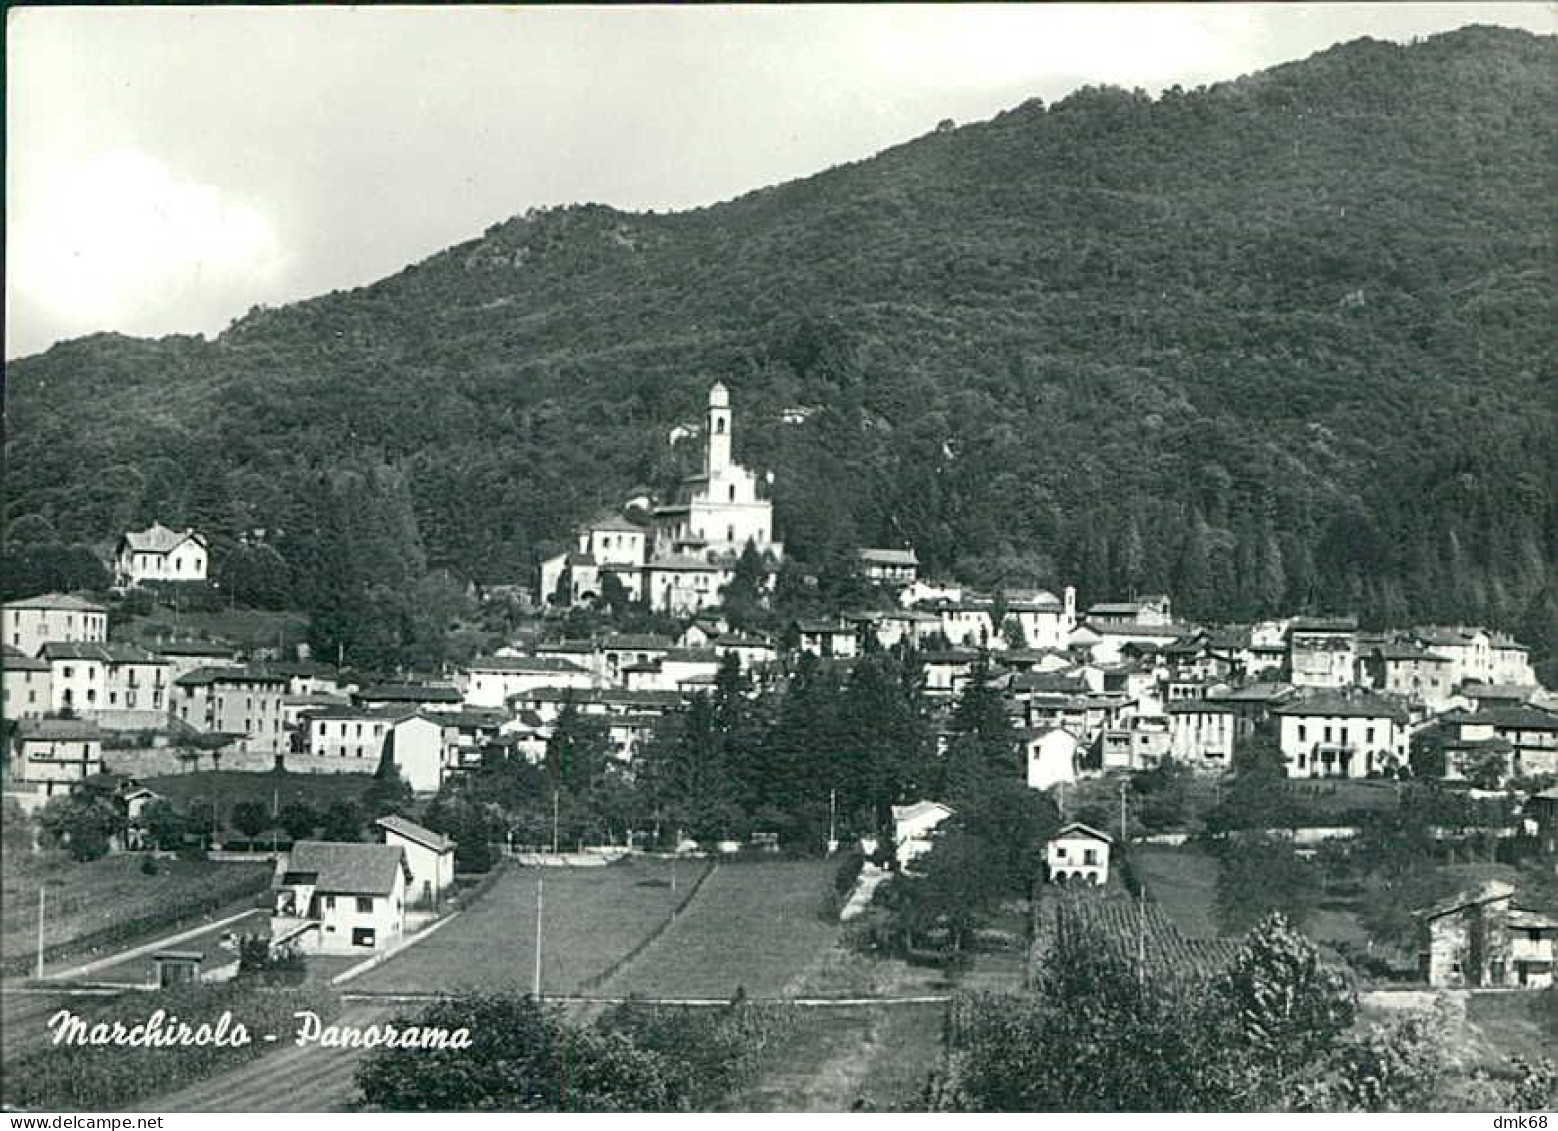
[539,382,782,615]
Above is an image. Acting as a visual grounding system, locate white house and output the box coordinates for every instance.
[1005,588,1079,651]
[891,800,953,867]
[2,593,108,657]
[642,553,731,616]
[115,523,208,587]
[859,548,919,587]
[384,713,459,793]
[271,840,410,955]
[1287,617,1359,689]
[375,815,456,906]
[461,655,594,707]
[39,642,170,728]
[1165,701,1236,772]
[2,647,52,720]
[9,718,106,798]
[1023,726,1083,791]
[1045,822,1112,886]
[1085,596,1173,627]
[1273,690,1412,779]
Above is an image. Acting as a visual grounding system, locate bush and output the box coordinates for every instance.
[833,850,865,896]
[236,934,307,986]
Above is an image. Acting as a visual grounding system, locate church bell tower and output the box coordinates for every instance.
[706,381,732,476]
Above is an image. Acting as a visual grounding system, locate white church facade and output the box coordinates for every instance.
[540,382,782,615]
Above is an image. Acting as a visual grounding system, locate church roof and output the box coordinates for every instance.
[121,523,204,554]
[583,511,645,534]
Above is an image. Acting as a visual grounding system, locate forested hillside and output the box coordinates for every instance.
[6,27,1555,663]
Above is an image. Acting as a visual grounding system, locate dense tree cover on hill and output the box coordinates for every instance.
[7,29,1555,668]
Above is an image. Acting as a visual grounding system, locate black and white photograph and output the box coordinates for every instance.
[3,1,1556,1116]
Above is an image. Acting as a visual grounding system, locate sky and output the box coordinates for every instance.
[7,3,1554,358]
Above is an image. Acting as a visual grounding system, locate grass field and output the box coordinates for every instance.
[600,858,841,999]
[732,1003,946,1112]
[350,857,712,995]
[1,850,271,968]
[113,606,309,655]
[1283,778,1402,817]
[1129,845,1225,938]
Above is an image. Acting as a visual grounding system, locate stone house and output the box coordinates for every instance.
[1418,881,1557,989]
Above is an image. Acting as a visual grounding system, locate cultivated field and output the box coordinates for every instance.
[598,858,841,999]
[349,857,712,995]
[1,850,271,974]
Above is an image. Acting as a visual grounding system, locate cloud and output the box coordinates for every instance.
[7,149,284,342]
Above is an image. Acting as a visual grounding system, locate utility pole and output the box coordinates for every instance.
[1119,779,1129,843]
[532,872,544,999]
[551,788,560,855]
[36,887,45,981]
[828,788,837,855]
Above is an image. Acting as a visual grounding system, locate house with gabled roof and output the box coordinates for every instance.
[1023,726,1083,791]
[1045,822,1113,886]
[375,815,456,905]
[271,840,410,954]
[115,523,208,588]
[858,547,919,587]
[1417,880,1558,989]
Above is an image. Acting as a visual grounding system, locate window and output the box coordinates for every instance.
[356,896,374,913]
[1055,846,1068,858]
[325,895,336,910]
[1324,726,1333,743]
[715,417,725,434]
[1366,726,1376,744]
[352,927,376,948]
[1084,849,1098,865]
[1297,724,1307,742]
